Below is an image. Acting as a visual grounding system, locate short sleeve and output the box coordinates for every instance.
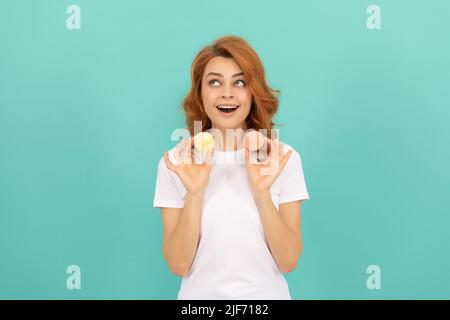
[278,147,310,204]
[152,151,186,209]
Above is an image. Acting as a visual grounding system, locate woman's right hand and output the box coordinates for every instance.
[163,137,214,195]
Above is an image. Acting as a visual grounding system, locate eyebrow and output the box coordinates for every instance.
[206,72,244,78]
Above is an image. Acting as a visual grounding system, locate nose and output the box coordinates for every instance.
[221,83,234,99]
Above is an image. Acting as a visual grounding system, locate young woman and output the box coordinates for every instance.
[153,35,310,300]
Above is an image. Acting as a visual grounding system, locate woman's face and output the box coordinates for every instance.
[201,56,252,135]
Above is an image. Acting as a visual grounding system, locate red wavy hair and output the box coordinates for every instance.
[182,35,281,139]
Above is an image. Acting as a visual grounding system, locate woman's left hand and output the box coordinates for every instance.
[245,138,293,195]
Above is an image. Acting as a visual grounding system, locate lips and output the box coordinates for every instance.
[216,104,239,114]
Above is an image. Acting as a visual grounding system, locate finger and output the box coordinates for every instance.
[245,145,258,165]
[190,136,196,164]
[256,140,269,162]
[244,134,250,151]
[270,139,281,160]
[173,140,185,165]
[260,139,285,167]
[202,134,216,164]
[185,136,195,165]
[204,148,214,165]
[245,145,250,164]
[265,139,277,160]
[278,143,285,160]
[262,139,279,163]
[180,138,194,165]
[279,149,293,172]
[164,151,178,173]
[266,138,272,156]
[257,150,272,166]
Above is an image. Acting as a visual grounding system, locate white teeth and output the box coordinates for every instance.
[217,105,238,109]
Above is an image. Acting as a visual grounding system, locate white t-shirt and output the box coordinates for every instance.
[153,141,310,300]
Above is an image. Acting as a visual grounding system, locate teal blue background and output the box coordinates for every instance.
[1,0,449,299]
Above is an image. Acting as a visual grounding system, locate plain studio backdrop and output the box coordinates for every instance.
[0,0,449,299]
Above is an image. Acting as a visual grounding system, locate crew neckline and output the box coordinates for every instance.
[213,147,246,154]
[209,147,246,164]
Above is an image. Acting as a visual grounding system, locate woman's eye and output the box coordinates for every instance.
[235,80,246,87]
[208,79,246,87]
[209,79,220,86]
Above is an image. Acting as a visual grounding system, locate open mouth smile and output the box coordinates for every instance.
[216,104,239,115]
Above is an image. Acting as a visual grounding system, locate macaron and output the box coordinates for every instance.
[193,131,215,153]
[244,130,265,151]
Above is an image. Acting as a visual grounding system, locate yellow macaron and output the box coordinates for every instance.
[194,132,215,153]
